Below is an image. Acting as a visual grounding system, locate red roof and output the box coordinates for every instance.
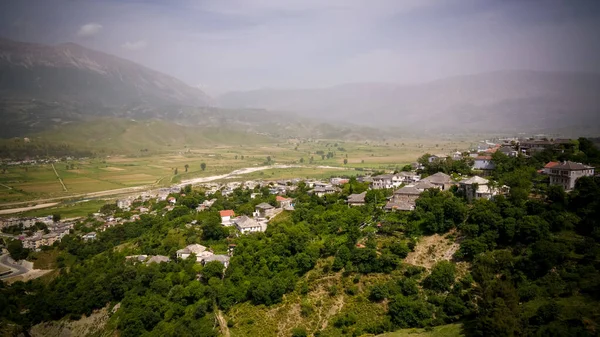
[544,161,560,169]
[276,196,291,201]
[219,210,235,217]
[475,156,492,160]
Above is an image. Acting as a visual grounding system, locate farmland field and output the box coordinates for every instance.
[0,136,477,206]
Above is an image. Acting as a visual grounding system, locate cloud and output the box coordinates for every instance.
[76,22,102,37]
[122,39,147,51]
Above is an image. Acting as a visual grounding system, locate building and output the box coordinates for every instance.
[220,210,235,225]
[177,244,209,260]
[458,176,502,201]
[392,186,422,204]
[472,156,496,175]
[233,216,265,234]
[498,146,518,157]
[347,192,366,206]
[547,161,595,191]
[82,232,97,241]
[276,196,294,209]
[543,161,560,175]
[310,185,340,197]
[145,255,171,264]
[383,200,415,211]
[117,198,133,210]
[202,254,230,269]
[420,172,453,190]
[254,202,276,218]
[330,177,350,186]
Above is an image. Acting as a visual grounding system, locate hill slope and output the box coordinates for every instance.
[218,71,600,133]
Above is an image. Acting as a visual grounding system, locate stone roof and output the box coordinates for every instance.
[412,180,435,190]
[234,216,261,229]
[384,200,415,211]
[255,202,274,210]
[460,176,489,185]
[394,185,422,195]
[203,254,230,263]
[146,255,170,264]
[347,192,366,203]
[177,244,207,255]
[553,161,594,170]
[421,172,452,185]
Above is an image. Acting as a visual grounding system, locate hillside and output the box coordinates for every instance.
[218,70,600,134]
[0,38,210,137]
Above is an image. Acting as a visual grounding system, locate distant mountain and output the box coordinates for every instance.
[218,71,600,134]
[0,38,210,107]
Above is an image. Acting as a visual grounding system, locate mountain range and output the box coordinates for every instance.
[218,71,600,134]
[0,38,599,140]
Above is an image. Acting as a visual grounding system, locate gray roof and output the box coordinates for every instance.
[553,161,594,170]
[146,255,170,264]
[384,200,415,211]
[255,202,274,210]
[347,192,366,203]
[234,216,261,229]
[412,180,435,190]
[203,254,230,263]
[394,185,422,195]
[460,176,489,185]
[421,172,452,185]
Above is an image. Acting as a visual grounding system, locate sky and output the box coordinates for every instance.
[1,0,600,95]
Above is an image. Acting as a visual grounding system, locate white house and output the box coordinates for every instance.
[177,244,210,260]
[220,210,235,225]
[233,216,265,234]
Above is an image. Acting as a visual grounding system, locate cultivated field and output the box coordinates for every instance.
[0,137,475,205]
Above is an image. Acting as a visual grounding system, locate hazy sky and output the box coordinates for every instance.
[1,0,600,95]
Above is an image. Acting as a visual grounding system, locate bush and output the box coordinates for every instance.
[422,261,456,292]
[291,327,308,337]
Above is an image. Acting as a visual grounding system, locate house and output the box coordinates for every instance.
[254,202,276,218]
[276,196,294,208]
[428,154,448,163]
[177,244,209,260]
[167,196,177,205]
[543,161,560,175]
[82,232,97,241]
[145,255,171,265]
[519,139,574,154]
[202,254,230,269]
[398,171,421,183]
[392,186,422,203]
[371,174,403,189]
[420,172,453,190]
[117,198,132,210]
[459,176,498,201]
[498,146,518,157]
[412,180,436,190]
[547,161,595,191]
[330,177,350,186]
[347,192,367,206]
[250,193,261,199]
[472,156,496,175]
[451,151,463,160]
[233,216,264,234]
[220,210,235,225]
[384,200,415,211]
[310,185,340,197]
[196,199,216,212]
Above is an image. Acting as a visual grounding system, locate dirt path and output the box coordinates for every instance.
[216,310,230,337]
[51,163,68,192]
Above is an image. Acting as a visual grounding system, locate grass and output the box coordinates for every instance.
[15,199,107,218]
[1,128,478,205]
[378,323,463,337]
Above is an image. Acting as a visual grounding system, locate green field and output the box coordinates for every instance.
[1,119,477,205]
[379,324,463,337]
[14,200,108,218]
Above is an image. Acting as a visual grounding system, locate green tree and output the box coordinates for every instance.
[7,239,29,260]
[201,162,207,171]
[52,213,61,222]
[343,158,348,165]
[423,261,456,292]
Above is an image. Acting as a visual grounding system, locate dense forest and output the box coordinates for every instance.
[1,139,600,336]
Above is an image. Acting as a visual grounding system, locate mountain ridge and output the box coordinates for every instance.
[218,70,600,133]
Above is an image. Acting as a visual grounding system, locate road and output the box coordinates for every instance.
[0,253,29,280]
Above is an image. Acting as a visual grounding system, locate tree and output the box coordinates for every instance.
[201,162,206,171]
[52,213,61,222]
[184,164,189,172]
[174,167,178,175]
[343,158,348,165]
[423,261,456,292]
[202,261,225,280]
[7,239,29,260]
